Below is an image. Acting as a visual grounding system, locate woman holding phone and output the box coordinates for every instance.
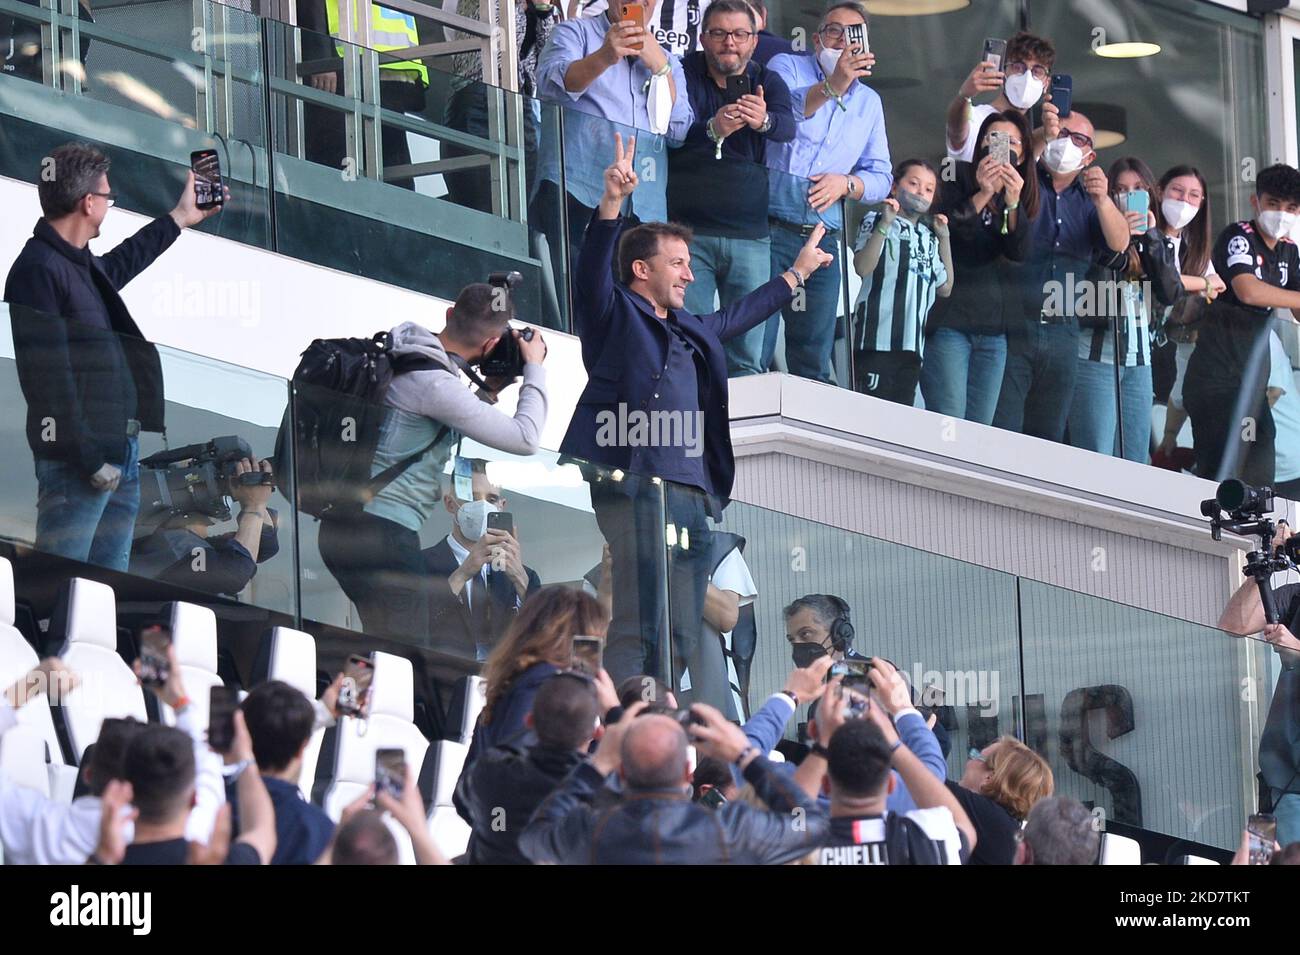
[1150,165,1225,461]
[922,110,1038,424]
[1066,157,1182,463]
[463,586,615,775]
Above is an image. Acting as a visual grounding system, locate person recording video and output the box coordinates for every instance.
[317,284,548,646]
[1217,518,1300,847]
[130,457,279,598]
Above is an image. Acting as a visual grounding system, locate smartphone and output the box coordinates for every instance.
[988,129,1011,167]
[190,148,224,210]
[486,510,514,538]
[337,653,375,718]
[725,73,751,105]
[619,2,645,51]
[571,636,603,676]
[138,624,172,689]
[375,748,407,801]
[981,37,1007,73]
[1247,813,1276,865]
[208,685,237,753]
[844,21,867,55]
[699,787,727,809]
[841,685,869,720]
[452,456,473,502]
[1125,189,1150,220]
[1049,73,1072,118]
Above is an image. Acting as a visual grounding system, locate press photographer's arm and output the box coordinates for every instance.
[1219,521,1293,635]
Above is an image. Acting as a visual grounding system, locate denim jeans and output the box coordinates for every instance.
[993,320,1081,442]
[34,436,139,572]
[764,224,842,383]
[1068,360,1154,463]
[919,328,1008,425]
[683,234,772,377]
[1276,792,1300,847]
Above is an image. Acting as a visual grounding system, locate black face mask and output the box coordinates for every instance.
[791,641,830,669]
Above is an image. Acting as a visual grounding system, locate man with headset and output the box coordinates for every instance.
[785,593,864,668]
[784,593,951,757]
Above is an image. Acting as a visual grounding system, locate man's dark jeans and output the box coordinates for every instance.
[993,318,1081,442]
[586,471,713,698]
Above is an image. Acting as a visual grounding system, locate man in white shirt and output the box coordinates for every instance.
[0,650,226,864]
[678,531,756,720]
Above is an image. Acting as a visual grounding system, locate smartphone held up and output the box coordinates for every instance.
[191,149,225,210]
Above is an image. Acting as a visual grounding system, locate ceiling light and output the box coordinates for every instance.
[1094,41,1161,58]
[860,0,968,14]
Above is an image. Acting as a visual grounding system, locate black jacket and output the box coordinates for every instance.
[929,161,1032,336]
[454,739,586,865]
[518,756,829,865]
[423,536,541,660]
[5,216,178,474]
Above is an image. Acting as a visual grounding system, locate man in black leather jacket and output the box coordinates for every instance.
[455,672,601,865]
[519,700,829,864]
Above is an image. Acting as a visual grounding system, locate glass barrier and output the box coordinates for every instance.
[263,16,568,330]
[1,0,1284,501]
[0,301,296,617]
[0,0,273,249]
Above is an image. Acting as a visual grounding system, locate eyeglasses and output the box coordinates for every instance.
[1005,61,1049,81]
[817,23,861,41]
[1056,128,1094,150]
[703,28,753,42]
[88,191,117,207]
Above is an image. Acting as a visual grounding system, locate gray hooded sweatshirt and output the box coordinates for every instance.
[364,322,548,532]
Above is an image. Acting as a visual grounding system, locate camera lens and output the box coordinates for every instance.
[1216,479,1247,512]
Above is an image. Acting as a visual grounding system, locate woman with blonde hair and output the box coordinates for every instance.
[949,735,1054,864]
[462,585,612,771]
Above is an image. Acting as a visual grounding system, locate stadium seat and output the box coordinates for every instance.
[0,723,51,796]
[426,739,471,859]
[52,578,147,762]
[1099,832,1142,865]
[254,626,325,794]
[322,651,432,864]
[454,676,486,745]
[160,602,223,728]
[0,557,76,800]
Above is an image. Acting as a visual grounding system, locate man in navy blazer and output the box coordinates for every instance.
[559,132,831,697]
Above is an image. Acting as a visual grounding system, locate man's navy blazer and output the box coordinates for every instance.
[558,214,793,502]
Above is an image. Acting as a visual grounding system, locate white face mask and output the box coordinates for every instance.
[1003,73,1043,110]
[1042,137,1084,176]
[1161,198,1198,231]
[816,45,842,79]
[456,498,495,541]
[1258,209,1298,241]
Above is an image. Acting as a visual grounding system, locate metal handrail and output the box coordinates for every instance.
[0,0,530,221]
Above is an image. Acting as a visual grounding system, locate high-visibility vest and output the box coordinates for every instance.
[326,0,429,87]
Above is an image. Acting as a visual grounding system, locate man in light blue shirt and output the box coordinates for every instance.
[534,11,693,290]
[762,1,891,383]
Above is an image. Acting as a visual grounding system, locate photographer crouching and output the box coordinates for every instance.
[129,438,279,598]
[1213,486,1300,847]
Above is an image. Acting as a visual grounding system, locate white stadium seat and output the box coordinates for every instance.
[426,739,471,860]
[0,557,77,800]
[161,602,223,728]
[54,578,146,762]
[457,676,486,745]
[0,724,51,796]
[322,652,431,864]
[260,626,325,794]
[1099,832,1142,865]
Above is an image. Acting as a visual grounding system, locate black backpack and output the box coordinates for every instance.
[275,333,449,519]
